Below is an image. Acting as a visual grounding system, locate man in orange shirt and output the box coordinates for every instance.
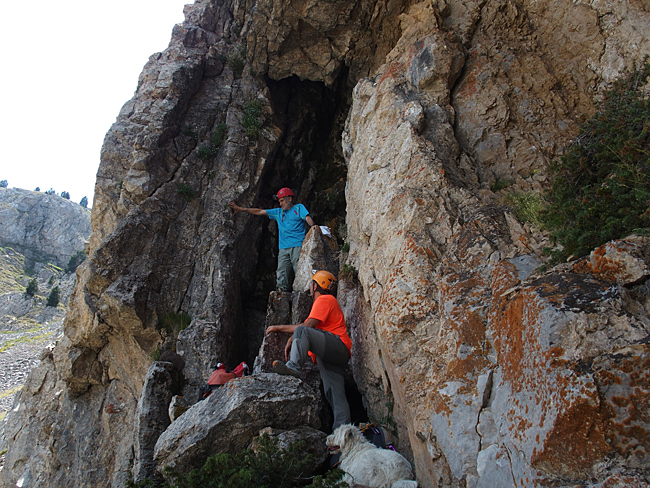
[266,270,352,429]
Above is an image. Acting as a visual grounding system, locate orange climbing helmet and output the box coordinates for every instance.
[312,270,337,292]
[275,187,295,199]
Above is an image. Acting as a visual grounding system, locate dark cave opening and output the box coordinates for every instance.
[234,69,368,425]
[238,71,351,354]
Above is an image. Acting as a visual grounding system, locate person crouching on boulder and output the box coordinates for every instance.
[266,270,352,430]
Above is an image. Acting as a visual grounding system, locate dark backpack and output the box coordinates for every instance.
[359,422,396,451]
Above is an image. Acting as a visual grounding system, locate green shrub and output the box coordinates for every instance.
[80,196,89,208]
[541,61,650,262]
[67,250,87,273]
[491,178,514,193]
[25,278,38,297]
[242,100,263,139]
[150,347,162,362]
[46,286,60,307]
[183,126,198,140]
[228,50,245,78]
[212,123,228,148]
[197,145,213,161]
[0,180,7,188]
[177,183,196,201]
[61,191,70,200]
[339,264,358,280]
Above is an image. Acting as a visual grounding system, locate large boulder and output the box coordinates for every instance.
[153,373,321,475]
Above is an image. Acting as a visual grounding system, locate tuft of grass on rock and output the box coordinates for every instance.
[502,190,545,228]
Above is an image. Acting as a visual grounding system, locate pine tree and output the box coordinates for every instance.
[46,286,60,307]
[25,278,38,296]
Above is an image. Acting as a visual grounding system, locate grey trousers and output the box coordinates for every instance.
[287,326,352,430]
[277,247,301,291]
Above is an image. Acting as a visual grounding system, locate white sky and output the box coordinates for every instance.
[0,0,191,207]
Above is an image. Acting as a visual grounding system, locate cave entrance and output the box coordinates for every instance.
[235,69,368,424]
[238,70,351,361]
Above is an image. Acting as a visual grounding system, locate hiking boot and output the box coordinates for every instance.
[272,360,300,378]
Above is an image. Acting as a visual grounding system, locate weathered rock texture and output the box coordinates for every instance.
[0,188,90,267]
[153,374,321,475]
[2,0,650,487]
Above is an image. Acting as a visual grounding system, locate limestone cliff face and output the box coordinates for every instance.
[0,188,90,267]
[2,0,650,487]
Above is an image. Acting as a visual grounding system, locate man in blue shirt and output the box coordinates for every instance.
[229,188,320,291]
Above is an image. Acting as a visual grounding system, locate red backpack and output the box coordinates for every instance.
[199,362,249,401]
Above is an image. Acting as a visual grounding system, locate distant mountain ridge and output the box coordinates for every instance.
[0,187,91,267]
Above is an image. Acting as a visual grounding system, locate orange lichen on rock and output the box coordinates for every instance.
[531,400,610,480]
[573,240,645,284]
[595,348,650,465]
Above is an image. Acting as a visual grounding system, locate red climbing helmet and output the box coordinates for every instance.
[275,187,295,199]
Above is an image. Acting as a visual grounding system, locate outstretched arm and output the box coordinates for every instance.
[229,201,267,216]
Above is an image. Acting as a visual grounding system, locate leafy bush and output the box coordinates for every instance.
[177,183,196,201]
[183,126,198,140]
[212,123,228,148]
[339,264,358,280]
[228,48,246,78]
[242,100,263,140]
[128,433,348,488]
[25,278,38,297]
[197,145,213,161]
[541,61,650,262]
[80,196,88,208]
[61,191,70,200]
[46,286,60,307]
[45,188,56,195]
[491,178,514,193]
[67,250,87,272]
[0,180,7,188]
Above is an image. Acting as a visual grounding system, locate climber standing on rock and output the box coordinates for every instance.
[266,270,352,430]
[229,187,319,292]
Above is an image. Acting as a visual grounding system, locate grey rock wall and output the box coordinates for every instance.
[0,188,90,267]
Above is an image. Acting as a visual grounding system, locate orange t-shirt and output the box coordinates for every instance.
[307,294,352,355]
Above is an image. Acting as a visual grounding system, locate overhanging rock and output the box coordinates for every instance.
[153,373,321,475]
